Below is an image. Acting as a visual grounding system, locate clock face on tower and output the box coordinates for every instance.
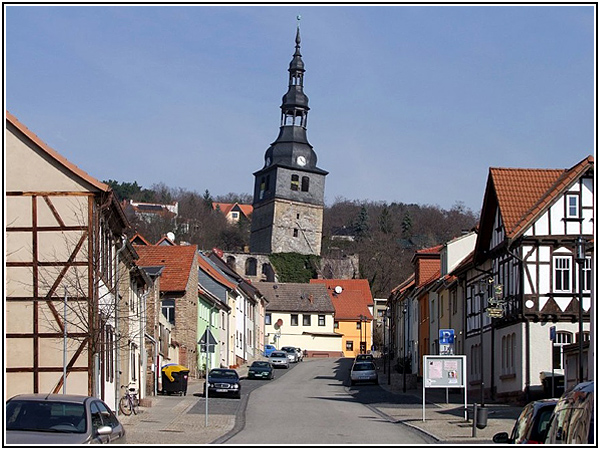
[296,155,307,166]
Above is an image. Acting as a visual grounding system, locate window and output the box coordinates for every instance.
[291,314,299,326]
[334,321,339,329]
[566,194,579,218]
[502,333,516,375]
[356,321,361,329]
[303,314,311,326]
[291,175,299,191]
[346,341,354,351]
[162,299,175,324]
[554,256,571,292]
[259,177,266,200]
[301,176,309,192]
[231,211,239,220]
[293,229,299,238]
[245,258,257,276]
[582,257,592,292]
[553,331,573,370]
[265,313,272,325]
[318,315,325,326]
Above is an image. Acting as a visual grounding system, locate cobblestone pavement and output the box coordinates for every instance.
[120,359,524,445]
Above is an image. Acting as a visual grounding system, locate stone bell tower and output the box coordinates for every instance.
[250,20,328,256]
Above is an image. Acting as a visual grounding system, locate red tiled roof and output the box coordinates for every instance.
[491,156,594,239]
[310,279,373,321]
[135,245,197,292]
[212,202,253,218]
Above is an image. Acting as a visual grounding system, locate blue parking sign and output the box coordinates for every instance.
[439,329,455,344]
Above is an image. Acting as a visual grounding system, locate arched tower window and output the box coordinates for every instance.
[291,175,299,191]
[245,257,257,276]
[301,176,309,192]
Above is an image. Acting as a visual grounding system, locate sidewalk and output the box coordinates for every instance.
[373,359,523,443]
[120,360,522,444]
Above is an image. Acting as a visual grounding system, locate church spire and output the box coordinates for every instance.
[281,17,309,128]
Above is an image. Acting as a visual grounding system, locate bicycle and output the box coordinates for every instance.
[119,384,139,416]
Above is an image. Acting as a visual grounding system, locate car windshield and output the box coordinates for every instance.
[353,362,375,371]
[209,370,237,379]
[282,348,294,352]
[252,362,270,368]
[271,352,286,357]
[6,400,86,433]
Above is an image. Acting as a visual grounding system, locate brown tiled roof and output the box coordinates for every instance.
[135,245,197,292]
[260,282,334,313]
[6,111,110,192]
[492,156,594,239]
[311,279,374,321]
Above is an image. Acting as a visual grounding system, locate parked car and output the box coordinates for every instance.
[545,380,594,445]
[5,394,126,444]
[281,346,299,363]
[355,354,374,362]
[492,399,557,444]
[263,344,277,357]
[247,361,275,380]
[203,368,241,398]
[269,351,290,368]
[295,348,304,361]
[350,361,378,385]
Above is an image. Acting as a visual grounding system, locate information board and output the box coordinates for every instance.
[423,355,466,388]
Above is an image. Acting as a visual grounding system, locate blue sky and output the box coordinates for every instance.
[5,4,595,212]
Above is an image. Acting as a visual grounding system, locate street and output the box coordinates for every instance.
[220,357,433,445]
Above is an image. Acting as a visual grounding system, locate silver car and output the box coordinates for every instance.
[6,393,126,444]
[269,351,290,368]
[350,361,378,386]
[281,346,299,363]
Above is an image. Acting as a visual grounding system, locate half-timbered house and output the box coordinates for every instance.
[463,155,594,403]
[6,112,147,412]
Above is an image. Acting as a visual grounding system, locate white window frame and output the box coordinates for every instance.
[553,256,571,292]
[566,194,579,218]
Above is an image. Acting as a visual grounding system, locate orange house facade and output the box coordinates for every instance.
[311,279,374,357]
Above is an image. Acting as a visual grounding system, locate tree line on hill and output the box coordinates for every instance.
[106,180,478,298]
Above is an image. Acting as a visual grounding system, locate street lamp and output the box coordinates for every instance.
[402,306,408,393]
[574,236,587,384]
[387,308,392,385]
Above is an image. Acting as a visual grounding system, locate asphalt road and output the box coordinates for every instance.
[222,357,434,445]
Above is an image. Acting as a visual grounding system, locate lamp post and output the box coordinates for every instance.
[575,236,586,384]
[383,309,387,375]
[387,308,392,385]
[402,306,407,393]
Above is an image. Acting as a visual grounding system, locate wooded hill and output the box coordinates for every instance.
[107,180,478,298]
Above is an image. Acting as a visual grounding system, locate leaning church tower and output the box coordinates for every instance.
[250,22,328,256]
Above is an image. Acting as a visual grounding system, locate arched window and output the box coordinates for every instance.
[245,258,257,276]
[226,255,236,270]
[291,175,299,191]
[301,176,309,192]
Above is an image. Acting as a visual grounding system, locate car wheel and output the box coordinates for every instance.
[350,380,355,386]
[235,392,241,399]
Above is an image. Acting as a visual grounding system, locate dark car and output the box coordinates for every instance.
[355,354,374,362]
[247,361,275,380]
[545,380,594,445]
[203,368,241,399]
[6,394,126,445]
[493,399,557,444]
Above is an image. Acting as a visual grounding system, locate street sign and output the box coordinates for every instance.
[199,329,218,346]
[439,329,455,344]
